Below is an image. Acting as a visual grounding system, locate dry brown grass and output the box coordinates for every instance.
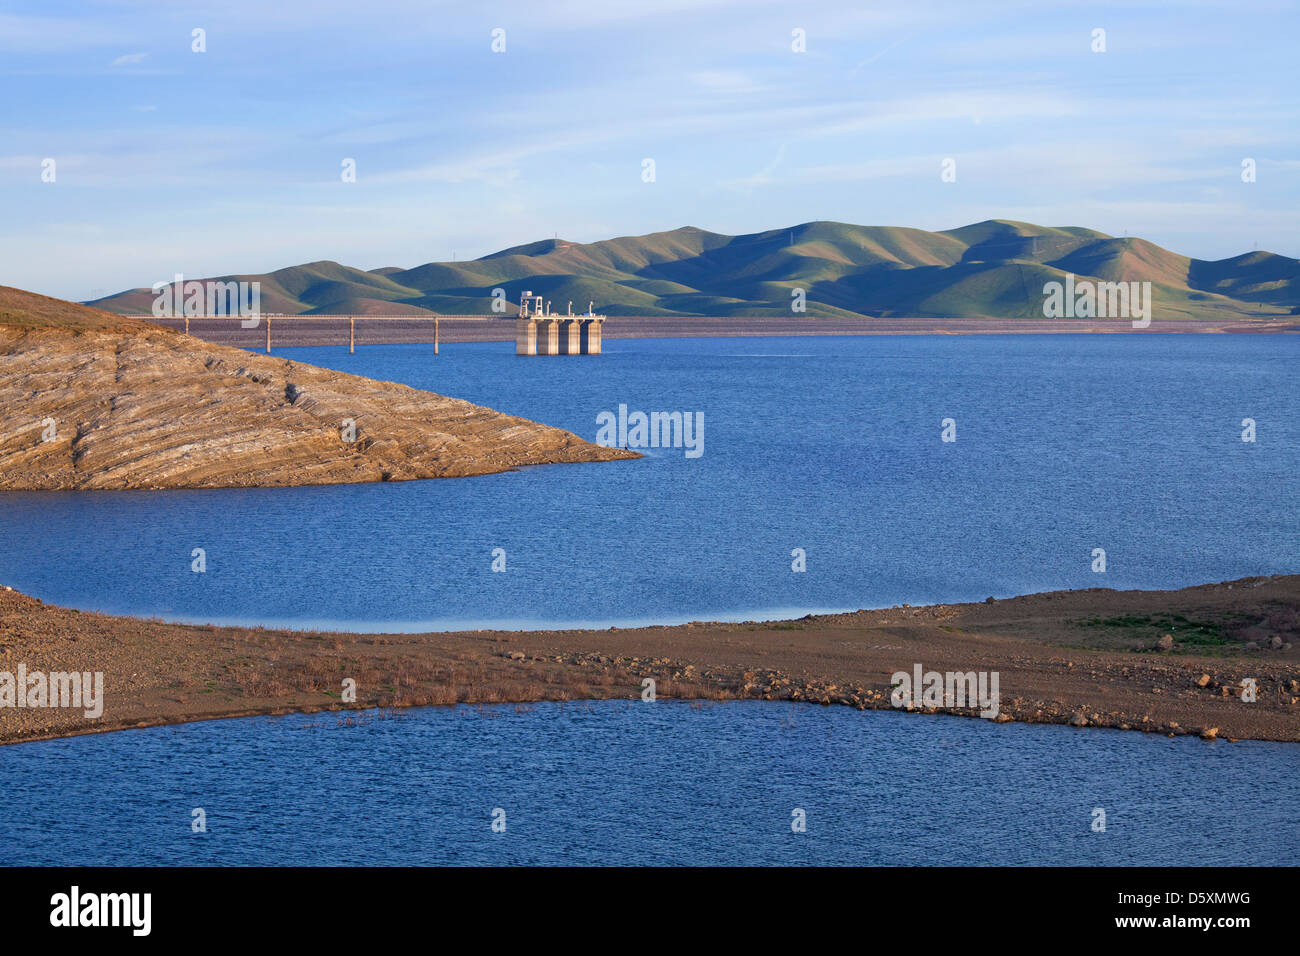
[0,285,156,331]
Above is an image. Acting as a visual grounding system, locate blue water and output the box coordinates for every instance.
[0,335,1296,629]
[0,701,1295,866]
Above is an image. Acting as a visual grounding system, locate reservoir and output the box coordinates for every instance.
[0,701,1295,866]
[0,334,1295,632]
[1,334,1296,866]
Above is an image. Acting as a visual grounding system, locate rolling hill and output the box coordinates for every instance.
[87,220,1300,321]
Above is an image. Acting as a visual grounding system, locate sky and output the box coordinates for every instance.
[2,0,1296,301]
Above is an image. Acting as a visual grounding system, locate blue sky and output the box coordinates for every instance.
[2,0,1296,300]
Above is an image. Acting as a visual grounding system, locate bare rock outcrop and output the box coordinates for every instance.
[0,288,636,490]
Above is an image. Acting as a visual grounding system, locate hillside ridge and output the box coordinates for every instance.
[86,220,1300,321]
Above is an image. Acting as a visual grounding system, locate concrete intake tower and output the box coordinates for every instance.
[514,291,604,355]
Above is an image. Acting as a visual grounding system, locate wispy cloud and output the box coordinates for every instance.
[0,13,132,53]
[0,0,1294,300]
[691,70,764,95]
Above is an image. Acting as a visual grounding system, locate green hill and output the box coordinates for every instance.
[87,220,1300,320]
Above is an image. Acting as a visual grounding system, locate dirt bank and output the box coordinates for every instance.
[1,575,1296,746]
[142,313,1300,351]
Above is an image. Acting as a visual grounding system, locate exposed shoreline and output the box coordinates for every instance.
[145,313,1300,351]
[2,575,1296,747]
[0,286,636,492]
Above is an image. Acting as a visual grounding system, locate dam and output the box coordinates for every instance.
[514,291,604,355]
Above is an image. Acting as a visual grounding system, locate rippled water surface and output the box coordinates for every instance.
[1,701,1296,866]
[1,335,1295,630]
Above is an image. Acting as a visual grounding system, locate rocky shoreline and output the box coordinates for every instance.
[0,286,636,491]
[1,575,1296,746]
[144,313,1300,352]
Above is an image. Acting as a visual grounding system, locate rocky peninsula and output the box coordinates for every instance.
[0,575,1296,746]
[0,286,635,491]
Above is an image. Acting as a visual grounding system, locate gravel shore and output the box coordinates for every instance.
[1,575,1296,746]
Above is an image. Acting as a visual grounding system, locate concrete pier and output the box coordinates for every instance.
[560,318,581,354]
[539,318,560,355]
[515,317,537,355]
[515,316,604,355]
[580,318,602,355]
